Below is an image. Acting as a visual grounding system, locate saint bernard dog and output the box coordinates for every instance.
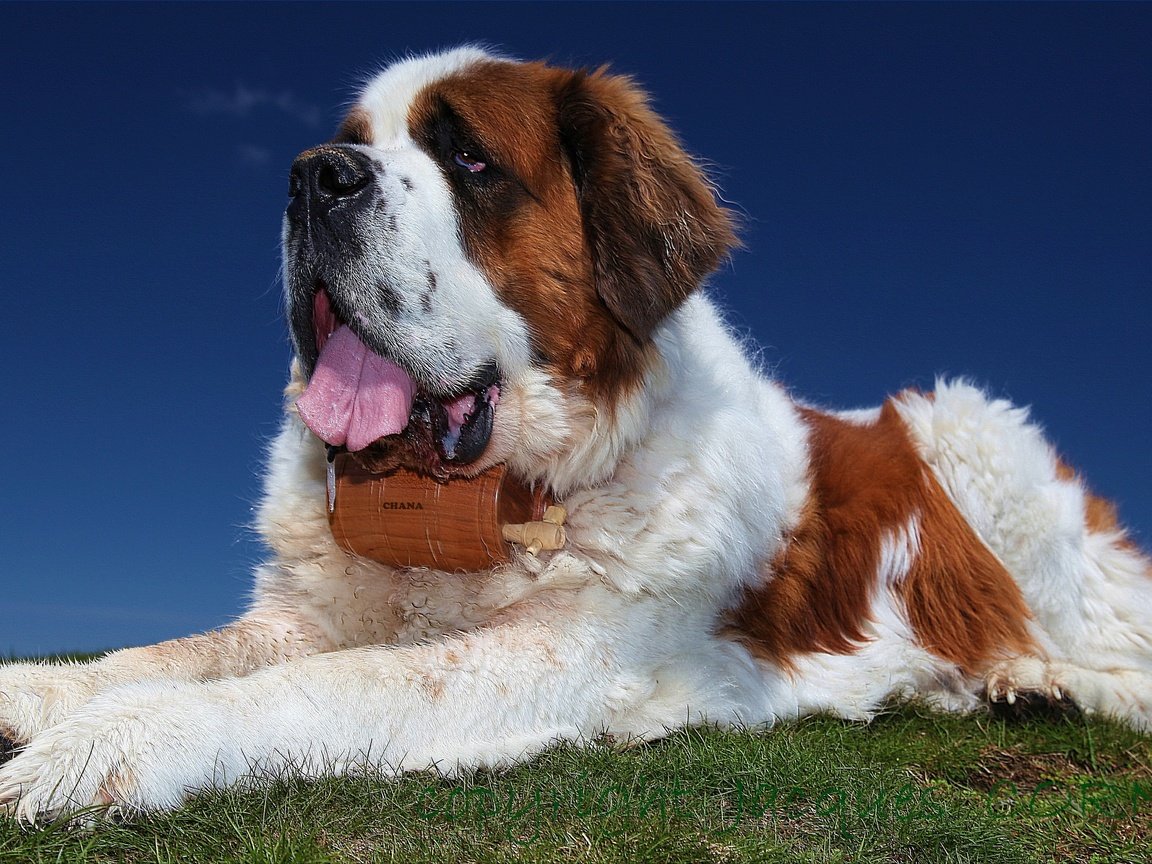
[2,46,1151,822]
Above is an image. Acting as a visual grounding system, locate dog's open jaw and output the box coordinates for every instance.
[296,289,500,466]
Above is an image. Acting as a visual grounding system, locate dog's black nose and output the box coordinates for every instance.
[287,146,373,221]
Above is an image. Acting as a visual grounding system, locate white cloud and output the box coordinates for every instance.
[188,83,323,127]
[236,143,273,166]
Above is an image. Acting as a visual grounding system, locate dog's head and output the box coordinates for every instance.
[283,47,736,486]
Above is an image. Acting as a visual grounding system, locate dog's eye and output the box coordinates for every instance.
[453,150,487,173]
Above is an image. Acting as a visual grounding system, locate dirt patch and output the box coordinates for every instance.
[964,748,1087,793]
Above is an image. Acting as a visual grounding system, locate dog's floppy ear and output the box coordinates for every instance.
[556,67,739,342]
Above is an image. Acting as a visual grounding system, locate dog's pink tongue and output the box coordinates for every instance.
[296,325,416,452]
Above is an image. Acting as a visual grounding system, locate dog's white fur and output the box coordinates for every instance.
[2,48,1150,822]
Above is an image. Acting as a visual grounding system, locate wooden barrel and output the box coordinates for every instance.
[327,453,547,572]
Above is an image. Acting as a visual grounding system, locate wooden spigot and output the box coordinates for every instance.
[502,505,568,556]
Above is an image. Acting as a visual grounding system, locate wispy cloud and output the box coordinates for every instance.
[236,143,273,166]
[188,83,323,127]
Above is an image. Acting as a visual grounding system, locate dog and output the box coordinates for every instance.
[2,46,1150,822]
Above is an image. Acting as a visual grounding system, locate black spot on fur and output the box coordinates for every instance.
[374,279,403,316]
[421,268,438,313]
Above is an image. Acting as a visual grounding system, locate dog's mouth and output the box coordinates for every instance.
[295,288,500,468]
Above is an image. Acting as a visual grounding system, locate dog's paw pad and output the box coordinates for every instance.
[987,686,1080,721]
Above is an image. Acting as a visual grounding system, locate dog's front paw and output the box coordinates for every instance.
[0,681,234,823]
[0,662,105,752]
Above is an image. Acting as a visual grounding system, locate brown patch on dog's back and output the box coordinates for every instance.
[1056,458,1124,536]
[728,399,1036,674]
[902,454,1037,671]
[1085,495,1123,537]
[1056,459,1151,571]
[727,405,916,664]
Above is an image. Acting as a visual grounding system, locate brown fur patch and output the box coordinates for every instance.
[553,66,740,343]
[1085,491,1123,537]
[332,108,372,145]
[404,59,736,407]
[1056,458,1126,537]
[729,399,1035,674]
[1055,459,1152,574]
[95,764,136,807]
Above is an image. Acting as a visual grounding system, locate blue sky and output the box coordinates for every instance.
[2,2,1150,656]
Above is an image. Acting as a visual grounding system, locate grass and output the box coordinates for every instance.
[1,702,1149,863]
